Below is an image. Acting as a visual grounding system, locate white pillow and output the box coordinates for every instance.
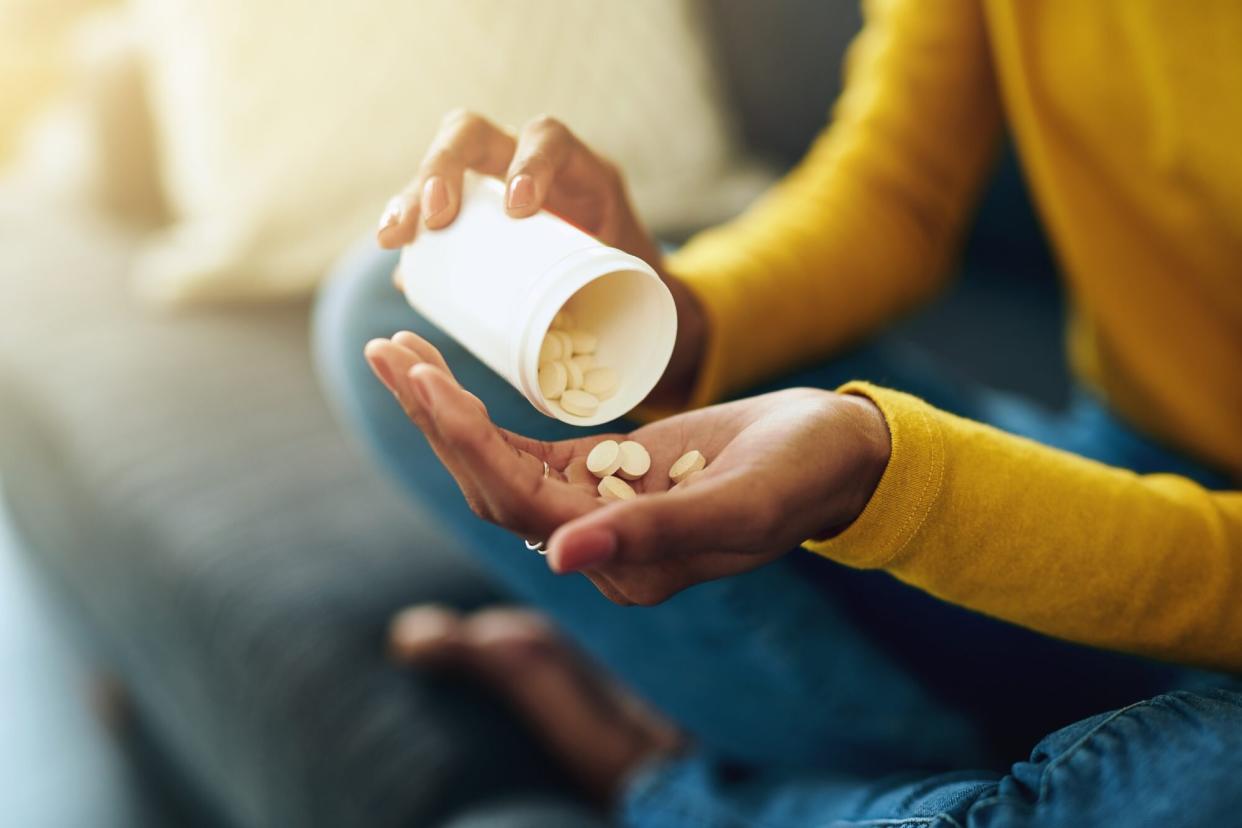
[127,0,766,306]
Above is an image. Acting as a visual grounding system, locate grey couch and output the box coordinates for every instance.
[0,2,1061,826]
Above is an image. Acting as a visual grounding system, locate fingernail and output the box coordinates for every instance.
[506,174,535,211]
[422,177,448,223]
[556,528,616,573]
[377,197,403,232]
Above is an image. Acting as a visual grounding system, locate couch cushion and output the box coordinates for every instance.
[0,187,586,827]
[126,0,773,306]
[702,0,861,164]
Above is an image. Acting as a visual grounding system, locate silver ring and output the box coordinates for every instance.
[523,462,551,555]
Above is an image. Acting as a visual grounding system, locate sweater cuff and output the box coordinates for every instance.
[802,382,946,569]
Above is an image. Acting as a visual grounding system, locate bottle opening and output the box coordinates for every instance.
[537,267,677,425]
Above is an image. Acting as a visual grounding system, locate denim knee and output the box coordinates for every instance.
[314,244,399,402]
[972,688,1242,827]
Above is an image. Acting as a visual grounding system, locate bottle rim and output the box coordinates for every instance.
[514,246,677,426]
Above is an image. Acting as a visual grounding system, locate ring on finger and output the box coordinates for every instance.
[523,462,551,555]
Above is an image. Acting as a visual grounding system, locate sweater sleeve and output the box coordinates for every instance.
[666,0,1002,408]
[807,383,1242,673]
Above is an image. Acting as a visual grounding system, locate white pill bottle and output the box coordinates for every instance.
[398,174,678,426]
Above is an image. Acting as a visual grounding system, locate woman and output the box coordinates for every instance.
[315,1,1242,824]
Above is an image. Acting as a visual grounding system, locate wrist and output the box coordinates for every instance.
[811,392,892,539]
[848,395,892,521]
[647,273,707,407]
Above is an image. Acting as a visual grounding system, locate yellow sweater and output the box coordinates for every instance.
[667,0,1242,671]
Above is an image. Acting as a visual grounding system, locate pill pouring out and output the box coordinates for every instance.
[536,309,618,418]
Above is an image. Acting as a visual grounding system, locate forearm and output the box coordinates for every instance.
[665,0,1002,406]
[809,383,1242,672]
[646,270,708,408]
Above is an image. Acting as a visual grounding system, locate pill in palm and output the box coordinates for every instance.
[564,358,584,390]
[559,389,600,417]
[616,440,651,480]
[538,361,568,400]
[597,475,636,501]
[583,367,618,400]
[569,329,597,355]
[586,439,623,478]
[669,450,707,483]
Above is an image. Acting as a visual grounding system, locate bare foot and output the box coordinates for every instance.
[389,605,684,803]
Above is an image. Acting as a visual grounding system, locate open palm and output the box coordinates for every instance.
[365,331,888,605]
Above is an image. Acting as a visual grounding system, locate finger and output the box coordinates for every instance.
[415,111,516,231]
[365,339,478,488]
[589,550,785,607]
[579,570,635,607]
[504,115,582,218]
[374,341,592,536]
[377,194,414,247]
[498,429,628,477]
[364,338,399,392]
[363,339,436,430]
[545,475,757,574]
[364,338,411,399]
[560,455,599,488]
[368,339,514,523]
[496,429,595,474]
[375,331,489,417]
[378,110,516,247]
[390,330,455,378]
[411,364,595,536]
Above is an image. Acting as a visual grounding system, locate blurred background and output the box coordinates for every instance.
[0,1,1061,825]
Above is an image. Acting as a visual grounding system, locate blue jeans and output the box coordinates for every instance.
[314,244,1241,827]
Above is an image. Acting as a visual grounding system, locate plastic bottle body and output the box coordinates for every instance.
[399,175,676,425]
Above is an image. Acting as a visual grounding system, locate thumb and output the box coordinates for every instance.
[546,477,751,574]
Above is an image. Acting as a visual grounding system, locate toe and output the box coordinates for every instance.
[457,613,662,803]
[388,604,465,663]
[462,607,562,652]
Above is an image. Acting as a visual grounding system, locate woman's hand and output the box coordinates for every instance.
[376,109,706,405]
[365,331,891,607]
[376,109,662,265]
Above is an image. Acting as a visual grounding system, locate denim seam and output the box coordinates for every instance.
[835,816,964,828]
[962,794,1032,823]
[1035,698,1155,802]
[844,698,1166,828]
